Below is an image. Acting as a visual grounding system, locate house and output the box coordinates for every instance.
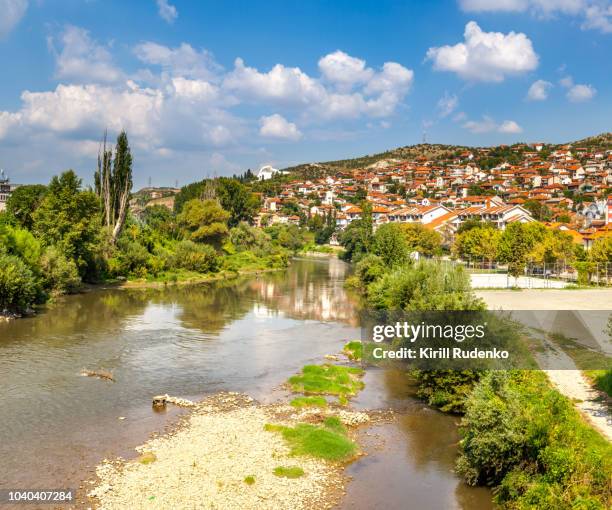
[0,169,14,212]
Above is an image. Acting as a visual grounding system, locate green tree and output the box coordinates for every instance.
[523,199,552,221]
[0,253,39,312]
[5,184,47,229]
[454,226,501,263]
[216,178,261,227]
[496,223,542,277]
[40,246,81,294]
[94,130,133,243]
[373,223,409,267]
[177,199,230,248]
[529,230,575,264]
[399,223,441,256]
[588,236,612,264]
[32,170,100,277]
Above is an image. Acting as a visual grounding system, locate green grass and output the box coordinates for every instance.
[137,452,157,464]
[273,466,305,478]
[584,369,612,397]
[343,341,362,361]
[289,396,328,408]
[243,475,256,485]
[264,419,357,462]
[288,364,364,397]
[548,333,611,374]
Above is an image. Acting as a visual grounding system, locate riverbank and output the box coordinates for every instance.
[87,392,374,510]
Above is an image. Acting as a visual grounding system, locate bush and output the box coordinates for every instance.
[373,223,408,267]
[171,240,219,273]
[40,246,81,294]
[0,254,39,312]
[458,371,612,508]
[229,222,271,254]
[355,254,387,287]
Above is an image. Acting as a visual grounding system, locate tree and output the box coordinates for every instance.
[523,200,552,221]
[529,230,575,264]
[588,236,612,265]
[454,226,501,263]
[32,170,100,277]
[399,223,441,256]
[373,223,409,267]
[339,203,373,262]
[0,253,39,313]
[94,130,133,244]
[5,184,47,229]
[496,223,542,277]
[216,178,260,227]
[177,198,230,248]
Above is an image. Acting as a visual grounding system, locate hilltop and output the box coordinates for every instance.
[282,132,612,179]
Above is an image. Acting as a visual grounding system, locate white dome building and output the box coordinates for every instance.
[257,165,280,181]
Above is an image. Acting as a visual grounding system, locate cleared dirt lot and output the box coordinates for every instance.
[477,288,612,310]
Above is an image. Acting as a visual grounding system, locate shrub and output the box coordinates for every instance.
[457,371,612,508]
[40,246,81,294]
[355,254,387,287]
[0,253,39,312]
[373,223,409,267]
[171,240,219,273]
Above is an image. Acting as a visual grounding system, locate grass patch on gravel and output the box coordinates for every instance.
[137,452,157,464]
[343,341,362,361]
[288,364,364,397]
[243,475,256,485]
[264,418,357,462]
[290,396,328,408]
[273,466,305,478]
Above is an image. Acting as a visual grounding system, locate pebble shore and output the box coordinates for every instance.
[88,393,365,510]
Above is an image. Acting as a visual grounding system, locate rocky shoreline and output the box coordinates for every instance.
[86,392,380,510]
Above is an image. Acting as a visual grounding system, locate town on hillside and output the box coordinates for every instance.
[3,134,611,254]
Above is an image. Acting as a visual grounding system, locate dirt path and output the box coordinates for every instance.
[529,330,612,442]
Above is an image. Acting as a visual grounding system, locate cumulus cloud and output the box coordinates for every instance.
[463,115,523,133]
[134,42,222,81]
[224,55,413,119]
[437,92,459,117]
[566,83,597,101]
[426,21,539,82]
[156,0,178,24]
[0,37,414,181]
[49,25,123,83]
[259,114,302,140]
[318,50,374,89]
[459,0,612,33]
[526,79,553,100]
[559,75,597,101]
[0,0,27,38]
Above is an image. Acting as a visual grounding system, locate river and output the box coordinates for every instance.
[0,257,491,509]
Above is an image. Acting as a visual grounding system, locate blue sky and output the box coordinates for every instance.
[0,0,610,188]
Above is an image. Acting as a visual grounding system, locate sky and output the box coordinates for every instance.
[0,0,610,188]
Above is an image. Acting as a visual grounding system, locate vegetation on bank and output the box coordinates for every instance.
[0,131,315,315]
[345,224,611,507]
[273,466,305,479]
[289,396,328,408]
[458,371,611,508]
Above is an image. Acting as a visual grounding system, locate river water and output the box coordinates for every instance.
[0,257,491,509]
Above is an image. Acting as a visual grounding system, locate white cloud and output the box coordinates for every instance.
[134,42,222,81]
[427,21,538,82]
[156,0,178,24]
[463,115,523,133]
[49,25,123,84]
[224,56,413,119]
[437,92,459,117]
[559,75,597,101]
[318,50,374,89]
[259,114,302,140]
[459,0,612,34]
[498,119,523,133]
[566,83,597,101]
[526,79,553,100]
[0,0,27,38]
